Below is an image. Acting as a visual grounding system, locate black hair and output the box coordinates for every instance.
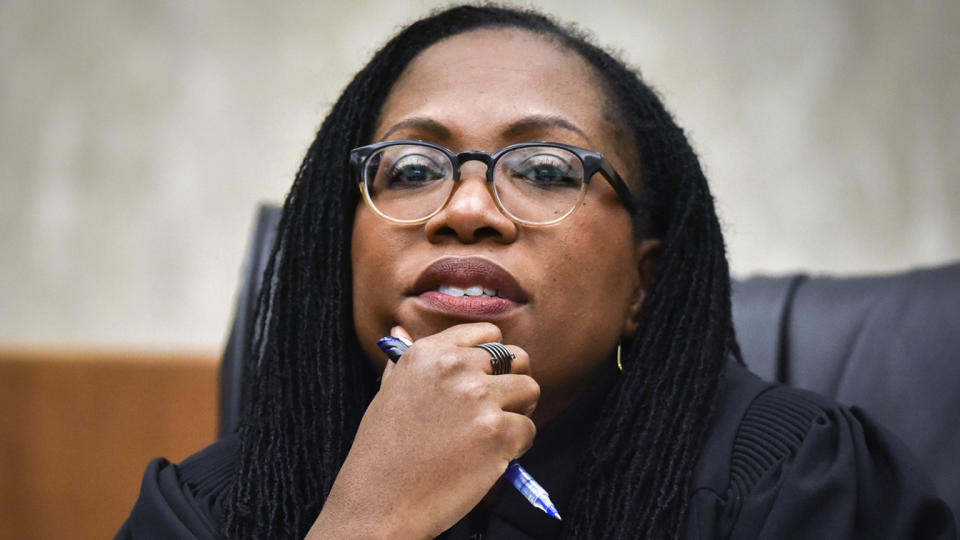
[225,5,739,538]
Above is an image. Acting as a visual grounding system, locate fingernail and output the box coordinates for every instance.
[391,326,413,344]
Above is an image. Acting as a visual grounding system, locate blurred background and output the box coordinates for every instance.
[2,0,958,350]
[0,1,957,537]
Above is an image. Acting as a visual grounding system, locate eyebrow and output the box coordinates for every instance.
[378,114,590,144]
[379,117,451,141]
[501,114,591,143]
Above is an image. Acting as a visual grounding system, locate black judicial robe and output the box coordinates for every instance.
[116,362,957,539]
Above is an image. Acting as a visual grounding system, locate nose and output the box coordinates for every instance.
[424,165,518,244]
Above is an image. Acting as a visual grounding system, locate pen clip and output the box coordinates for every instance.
[377,336,411,363]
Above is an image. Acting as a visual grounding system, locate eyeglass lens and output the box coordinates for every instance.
[363,144,586,224]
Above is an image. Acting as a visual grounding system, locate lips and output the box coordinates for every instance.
[409,257,528,317]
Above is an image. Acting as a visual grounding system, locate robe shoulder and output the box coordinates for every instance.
[115,433,239,540]
[688,363,957,539]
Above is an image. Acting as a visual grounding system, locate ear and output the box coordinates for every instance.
[622,238,661,338]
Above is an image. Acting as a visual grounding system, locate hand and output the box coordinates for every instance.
[306,322,540,539]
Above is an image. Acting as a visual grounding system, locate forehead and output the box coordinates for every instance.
[374,28,612,148]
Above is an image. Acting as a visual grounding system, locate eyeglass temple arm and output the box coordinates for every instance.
[349,150,366,185]
[597,161,641,215]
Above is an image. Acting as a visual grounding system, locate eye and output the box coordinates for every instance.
[506,150,582,189]
[384,152,448,188]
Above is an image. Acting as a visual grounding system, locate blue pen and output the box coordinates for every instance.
[377,335,562,520]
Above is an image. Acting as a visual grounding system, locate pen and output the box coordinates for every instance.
[377,335,562,520]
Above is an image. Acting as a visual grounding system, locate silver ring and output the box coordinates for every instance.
[475,342,515,375]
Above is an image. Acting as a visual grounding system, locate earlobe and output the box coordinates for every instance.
[622,238,661,338]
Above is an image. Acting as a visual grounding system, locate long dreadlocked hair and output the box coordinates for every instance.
[224,5,740,539]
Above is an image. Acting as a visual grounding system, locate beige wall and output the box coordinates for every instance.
[2,0,958,349]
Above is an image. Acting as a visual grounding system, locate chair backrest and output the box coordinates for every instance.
[219,204,281,438]
[732,264,960,520]
[221,202,960,518]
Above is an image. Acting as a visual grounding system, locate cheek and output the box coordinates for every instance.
[352,209,403,290]
[562,214,637,306]
[351,214,377,308]
[531,216,639,382]
[351,211,401,360]
[552,239,636,332]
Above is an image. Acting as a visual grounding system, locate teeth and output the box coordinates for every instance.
[464,286,483,296]
[438,285,465,297]
[437,285,500,298]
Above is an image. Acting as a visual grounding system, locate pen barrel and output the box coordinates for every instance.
[503,461,561,519]
[377,336,410,363]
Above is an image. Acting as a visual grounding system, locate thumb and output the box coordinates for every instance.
[379,359,395,387]
[391,325,413,342]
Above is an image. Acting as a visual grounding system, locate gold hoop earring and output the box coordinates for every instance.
[617,343,623,372]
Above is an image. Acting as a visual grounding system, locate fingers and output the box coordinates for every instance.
[471,409,537,461]
[432,342,528,377]
[386,322,538,417]
[442,321,504,347]
[490,374,540,417]
[498,411,537,458]
[398,323,530,376]
[480,344,529,376]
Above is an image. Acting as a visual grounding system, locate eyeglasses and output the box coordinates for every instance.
[350,140,639,226]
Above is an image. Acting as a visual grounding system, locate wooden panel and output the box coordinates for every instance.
[0,349,219,540]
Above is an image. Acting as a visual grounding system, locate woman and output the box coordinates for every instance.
[119,5,955,539]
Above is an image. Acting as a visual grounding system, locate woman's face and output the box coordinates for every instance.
[352,28,657,422]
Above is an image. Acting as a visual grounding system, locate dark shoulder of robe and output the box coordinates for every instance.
[683,362,956,540]
[115,362,956,539]
[115,434,237,540]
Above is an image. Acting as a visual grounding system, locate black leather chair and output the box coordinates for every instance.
[220,203,960,520]
[732,265,960,519]
[219,204,281,440]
